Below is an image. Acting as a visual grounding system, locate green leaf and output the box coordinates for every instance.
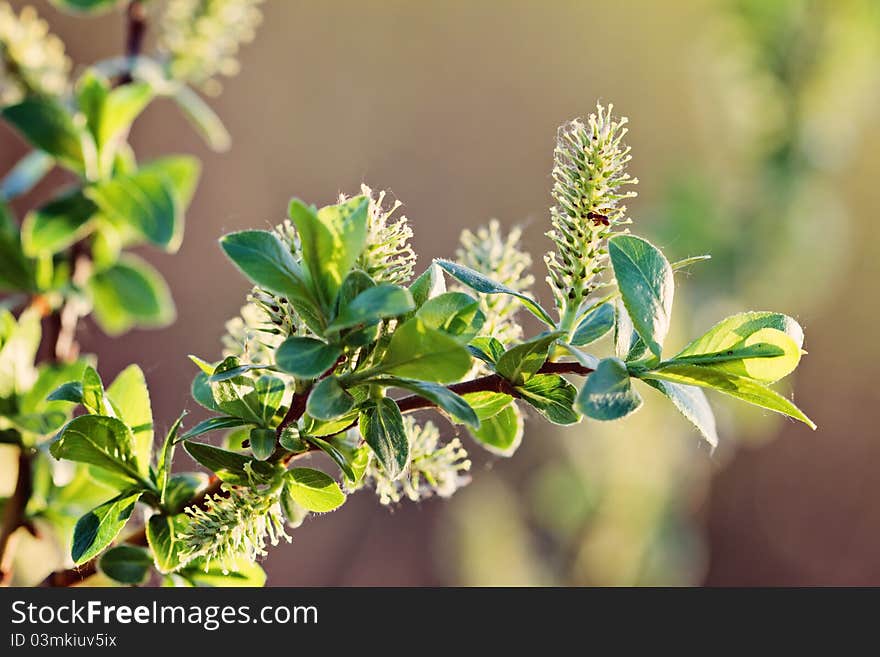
[182,441,281,485]
[173,85,231,152]
[672,312,805,383]
[80,365,110,415]
[0,204,35,292]
[219,230,318,327]
[306,376,355,421]
[359,397,408,479]
[327,284,414,331]
[72,491,142,564]
[275,337,342,378]
[153,413,184,508]
[50,415,146,485]
[107,364,153,476]
[1,151,54,201]
[289,197,369,311]
[95,82,153,162]
[254,375,285,424]
[614,299,649,363]
[643,379,717,449]
[207,362,270,383]
[249,428,276,461]
[285,468,346,512]
[191,372,220,412]
[180,416,249,441]
[378,317,472,383]
[207,357,268,425]
[515,374,580,425]
[461,391,513,420]
[408,264,445,309]
[671,254,711,271]
[495,331,564,385]
[469,403,523,456]
[0,307,40,398]
[139,156,201,211]
[2,98,84,171]
[608,235,674,358]
[416,291,485,341]
[146,513,187,573]
[99,545,153,584]
[88,254,175,335]
[576,357,643,421]
[304,435,356,481]
[468,336,505,365]
[435,258,555,327]
[639,364,816,429]
[571,303,614,346]
[21,189,97,256]
[377,377,480,428]
[180,558,266,587]
[280,487,309,529]
[46,381,83,403]
[86,170,180,251]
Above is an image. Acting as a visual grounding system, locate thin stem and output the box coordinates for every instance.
[119,0,147,85]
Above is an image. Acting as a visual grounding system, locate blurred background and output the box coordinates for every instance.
[2,0,879,586]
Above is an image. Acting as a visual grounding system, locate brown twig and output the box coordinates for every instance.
[119,0,147,85]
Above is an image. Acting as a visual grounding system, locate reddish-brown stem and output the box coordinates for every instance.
[119,1,147,85]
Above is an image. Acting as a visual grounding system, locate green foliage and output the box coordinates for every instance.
[0,8,815,588]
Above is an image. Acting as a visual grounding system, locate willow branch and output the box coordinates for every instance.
[0,448,34,585]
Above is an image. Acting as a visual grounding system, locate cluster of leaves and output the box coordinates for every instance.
[0,4,815,586]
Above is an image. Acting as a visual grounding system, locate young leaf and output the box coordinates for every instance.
[98,545,153,585]
[95,82,153,160]
[469,403,523,456]
[416,291,485,341]
[608,235,674,358]
[668,328,801,383]
[515,374,580,425]
[208,357,269,425]
[182,441,281,485]
[88,254,175,335]
[576,357,643,421]
[434,258,555,327]
[359,398,409,479]
[639,364,816,429]
[146,513,188,573]
[47,381,84,403]
[292,196,369,309]
[461,391,513,420]
[326,284,414,331]
[643,379,718,449]
[86,170,179,251]
[0,151,54,201]
[173,85,231,152]
[107,364,153,477]
[495,331,564,385]
[81,366,110,415]
[408,263,445,309]
[285,468,346,512]
[0,203,35,292]
[275,337,342,378]
[191,372,221,412]
[163,473,208,514]
[249,428,276,461]
[377,376,480,428]
[50,415,145,485]
[71,491,142,564]
[139,156,201,210]
[21,189,97,256]
[306,376,355,421]
[254,375,285,424]
[378,317,472,383]
[155,413,185,507]
[571,303,614,346]
[219,230,319,327]
[50,0,124,15]
[2,98,85,172]
[614,299,649,362]
[179,415,249,441]
[304,435,356,481]
[468,336,505,365]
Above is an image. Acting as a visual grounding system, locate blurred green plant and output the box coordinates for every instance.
[1,2,814,588]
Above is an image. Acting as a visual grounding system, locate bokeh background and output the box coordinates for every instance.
[2,0,879,585]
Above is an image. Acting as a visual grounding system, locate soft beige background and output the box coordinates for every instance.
[2,0,879,585]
